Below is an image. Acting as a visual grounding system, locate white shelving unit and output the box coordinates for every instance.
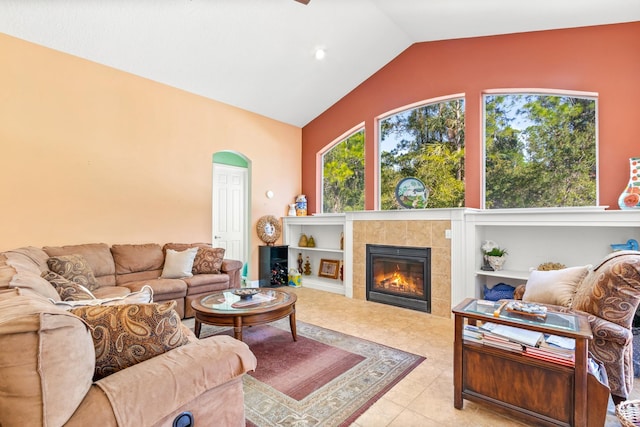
[465,207,640,298]
[282,214,346,295]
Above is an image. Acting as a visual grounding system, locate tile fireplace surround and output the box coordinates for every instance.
[344,209,466,318]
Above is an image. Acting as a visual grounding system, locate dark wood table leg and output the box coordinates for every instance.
[233,316,243,341]
[453,313,463,409]
[289,304,297,341]
[194,318,202,338]
[574,336,588,427]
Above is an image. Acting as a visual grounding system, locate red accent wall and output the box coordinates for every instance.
[302,22,640,212]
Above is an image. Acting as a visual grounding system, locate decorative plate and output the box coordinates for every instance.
[394,177,429,209]
[256,215,281,245]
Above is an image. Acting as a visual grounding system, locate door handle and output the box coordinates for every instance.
[214,235,222,239]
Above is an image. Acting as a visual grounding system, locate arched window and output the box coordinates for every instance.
[483,92,597,208]
[321,128,365,213]
[378,97,465,209]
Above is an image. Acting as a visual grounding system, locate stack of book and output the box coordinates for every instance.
[462,321,576,366]
[523,334,575,366]
[462,325,483,344]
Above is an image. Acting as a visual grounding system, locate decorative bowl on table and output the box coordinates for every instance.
[233,289,260,300]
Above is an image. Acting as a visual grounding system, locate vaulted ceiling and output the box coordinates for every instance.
[1,0,638,127]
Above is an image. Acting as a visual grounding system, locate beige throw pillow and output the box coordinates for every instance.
[160,248,198,279]
[47,254,98,291]
[522,265,591,307]
[51,285,153,309]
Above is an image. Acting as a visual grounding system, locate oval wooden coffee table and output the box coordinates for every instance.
[191,288,297,342]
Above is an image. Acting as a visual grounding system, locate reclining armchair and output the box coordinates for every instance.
[514,250,640,402]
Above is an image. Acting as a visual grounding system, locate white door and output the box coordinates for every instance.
[212,164,247,264]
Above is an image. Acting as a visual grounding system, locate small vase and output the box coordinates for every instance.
[487,255,506,271]
[288,204,297,216]
[295,194,308,216]
[618,157,640,210]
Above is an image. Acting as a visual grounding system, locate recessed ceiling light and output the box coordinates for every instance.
[315,48,326,60]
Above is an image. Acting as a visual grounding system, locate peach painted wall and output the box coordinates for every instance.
[0,34,301,280]
[302,22,640,212]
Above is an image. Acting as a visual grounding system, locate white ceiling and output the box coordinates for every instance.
[1,0,638,127]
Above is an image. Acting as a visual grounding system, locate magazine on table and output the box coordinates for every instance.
[480,322,544,347]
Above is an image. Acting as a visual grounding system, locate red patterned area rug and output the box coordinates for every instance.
[185,318,425,427]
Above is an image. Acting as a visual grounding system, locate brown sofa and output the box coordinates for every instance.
[2,242,243,318]
[0,246,257,427]
[514,250,640,401]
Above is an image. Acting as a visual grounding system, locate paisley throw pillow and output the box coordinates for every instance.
[192,247,226,274]
[47,254,98,291]
[42,271,96,301]
[71,301,189,380]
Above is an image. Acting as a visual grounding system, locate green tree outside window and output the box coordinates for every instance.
[322,129,365,213]
[379,98,465,209]
[484,94,597,209]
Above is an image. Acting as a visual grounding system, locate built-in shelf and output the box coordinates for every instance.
[282,215,346,295]
[288,246,343,254]
[466,208,640,298]
[475,269,530,281]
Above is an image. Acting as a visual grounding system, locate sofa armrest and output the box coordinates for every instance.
[94,335,256,427]
[221,259,243,289]
[586,313,632,347]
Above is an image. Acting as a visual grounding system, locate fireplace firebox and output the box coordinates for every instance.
[366,244,431,313]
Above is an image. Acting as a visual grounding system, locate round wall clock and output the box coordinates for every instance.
[256,215,281,245]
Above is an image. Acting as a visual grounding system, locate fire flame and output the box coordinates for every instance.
[374,264,423,296]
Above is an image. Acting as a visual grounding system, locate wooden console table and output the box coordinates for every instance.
[452,298,609,427]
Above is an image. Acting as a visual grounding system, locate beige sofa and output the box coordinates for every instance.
[2,242,243,318]
[0,245,257,427]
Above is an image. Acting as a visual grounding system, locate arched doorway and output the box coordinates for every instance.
[212,151,251,277]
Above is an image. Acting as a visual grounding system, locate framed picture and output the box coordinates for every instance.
[318,259,340,279]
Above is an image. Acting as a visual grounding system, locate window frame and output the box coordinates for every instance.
[376,93,466,210]
[318,123,365,214]
[481,88,599,209]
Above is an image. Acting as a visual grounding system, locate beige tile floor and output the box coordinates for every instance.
[286,286,640,426]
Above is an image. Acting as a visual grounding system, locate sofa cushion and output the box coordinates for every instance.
[522,265,590,307]
[122,279,187,300]
[42,271,96,301]
[52,285,153,310]
[160,248,198,279]
[111,243,164,274]
[71,301,190,380]
[44,243,116,288]
[193,247,226,274]
[0,288,95,427]
[92,286,132,299]
[47,254,99,291]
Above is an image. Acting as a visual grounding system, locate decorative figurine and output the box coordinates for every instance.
[297,253,303,273]
[304,256,312,276]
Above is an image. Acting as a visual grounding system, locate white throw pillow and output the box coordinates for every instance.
[160,248,199,279]
[50,285,154,309]
[522,265,591,307]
